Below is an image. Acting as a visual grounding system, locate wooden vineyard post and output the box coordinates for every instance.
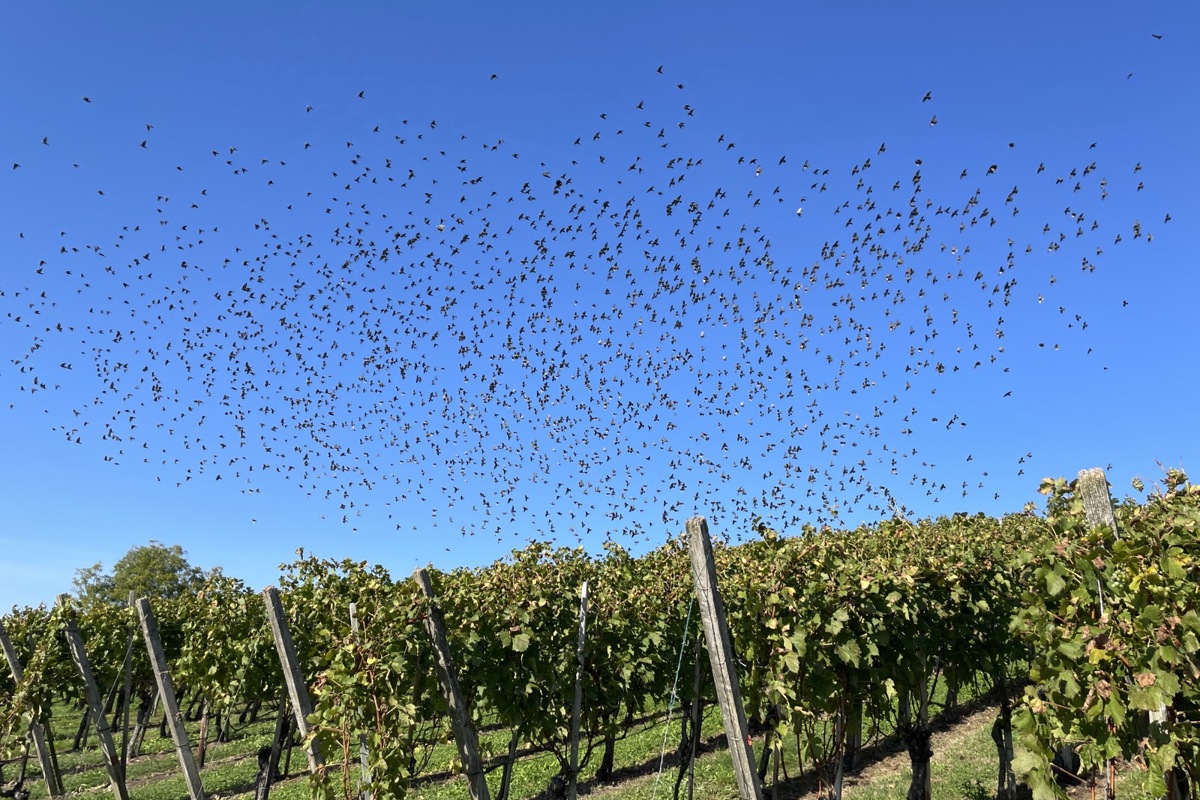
[1077,468,1185,800]
[56,594,129,800]
[254,687,290,800]
[685,517,764,800]
[120,591,135,777]
[0,618,63,797]
[136,598,205,800]
[412,568,490,800]
[1077,468,1118,540]
[687,630,706,800]
[835,694,863,798]
[568,581,589,800]
[843,697,863,771]
[263,587,323,772]
[1077,467,1117,798]
[348,603,372,800]
[1077,467,1120,629]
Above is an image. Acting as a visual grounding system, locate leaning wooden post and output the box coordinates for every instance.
[255,686,290,800]
[56,594,129,800]
[685,517,764,800]
[568,581,589,800]
[412,568,489,800]
[136,598,205,800]
[262,587,323,772]
[0,618,63,797]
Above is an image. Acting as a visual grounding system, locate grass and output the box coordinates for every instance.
[2,679,1167,800]
[9,701,291,799]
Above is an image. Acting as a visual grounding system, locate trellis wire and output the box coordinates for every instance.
[652,595,696,800]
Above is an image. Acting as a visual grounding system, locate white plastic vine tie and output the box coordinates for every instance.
[652,595,695,799]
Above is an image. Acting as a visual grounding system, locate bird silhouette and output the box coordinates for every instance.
[0,64,1166,544]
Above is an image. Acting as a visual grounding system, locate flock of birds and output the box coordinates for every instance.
[2,65,1166,544]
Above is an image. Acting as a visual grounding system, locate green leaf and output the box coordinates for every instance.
[1128,687,1161,711]
[1045,566,1066,597]
[835,640,861,667]
[1106,695,1126,727]
[1010,748,1042,778]
[1057,638,1083,660]
[1161,556,1185,581]
[1155,644,1179,666]
[511,632,531,652]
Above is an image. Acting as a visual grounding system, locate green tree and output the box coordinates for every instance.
[73,540,206,607]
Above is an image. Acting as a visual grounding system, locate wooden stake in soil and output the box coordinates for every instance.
[1078,468,1118,539]
[120,591,135,777]
[56,594,129,800]
[197,699,210,768]
[912,658,933,800]
[843,697,863,771]
[348,602,372,800]
[412,568,490,800]
[568,581,589,800]
[1077,468,1186,800]
[685,517,764,800]
[0,618,63,797]
[263,586,324,772]
[687,630,706,800]
[136,598,206,800]
[254,688,290,800]
[1071,467,1117,792]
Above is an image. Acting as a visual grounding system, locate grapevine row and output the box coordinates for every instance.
[2,470,1196,799]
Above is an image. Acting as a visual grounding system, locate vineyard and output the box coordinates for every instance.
[1,469,1197,800]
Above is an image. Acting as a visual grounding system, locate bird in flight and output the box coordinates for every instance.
[1,68,1164,544]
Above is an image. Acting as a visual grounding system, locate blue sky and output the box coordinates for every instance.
[2,1,1197,611]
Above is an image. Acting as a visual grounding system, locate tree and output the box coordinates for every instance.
[73,541,206,607]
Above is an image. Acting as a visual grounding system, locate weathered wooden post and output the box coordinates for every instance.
[136,598,205,800]
[568,581,589,800]
[0,618,63,797]
[833,694,863,797]
[843,697,863,771]
[254,687,290,800]
[912,653,933,800]
[412,568,490,800]
[56,594,129,800]
[348,603,372,800]
[1077,468,1185,800]
[687,630,706,800]
[686,517,763,800]
[263,586,324,772]
[120,591,136,776]
[1078,467,1118,798]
